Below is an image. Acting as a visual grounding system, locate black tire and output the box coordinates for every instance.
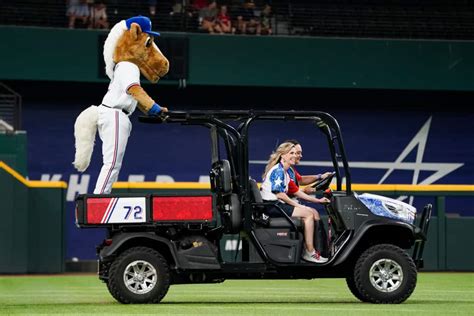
[107,246,170,304]
[346,275,369,302]
[353,244,417,304]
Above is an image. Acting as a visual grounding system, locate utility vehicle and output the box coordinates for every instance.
[75,110,431,304]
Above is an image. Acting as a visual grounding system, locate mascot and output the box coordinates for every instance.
[73,16,169,194]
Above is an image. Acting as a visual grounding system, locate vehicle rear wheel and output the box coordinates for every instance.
[107,246,170,304]
[353,244,417,304]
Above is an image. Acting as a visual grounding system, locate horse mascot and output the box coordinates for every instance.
[73,16,169,194]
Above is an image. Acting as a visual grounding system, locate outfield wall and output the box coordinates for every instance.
[1,26,474,90]
[0,162,66,273]
[0,132,27,177]
[1,161,473,273]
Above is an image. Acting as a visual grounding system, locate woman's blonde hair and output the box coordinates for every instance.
[262,142,295,180]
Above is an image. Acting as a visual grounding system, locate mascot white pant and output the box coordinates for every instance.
[73,105,131,194]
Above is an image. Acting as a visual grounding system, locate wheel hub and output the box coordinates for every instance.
[133,273,145,283]
[124,260,158,294]
[369,258,403,293]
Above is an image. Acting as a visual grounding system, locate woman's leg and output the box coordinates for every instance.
[310,208,320,221]
[308,207,326,255]
[292,206,315,252]
[306,207,329,258]
[314,219,329,258]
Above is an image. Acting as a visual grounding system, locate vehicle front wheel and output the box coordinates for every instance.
[346,275,369,302]
[353,244,417,304]
[107,246,170,304]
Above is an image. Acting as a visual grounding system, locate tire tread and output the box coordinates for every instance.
[354,243,417,304]
[107,246,170,304]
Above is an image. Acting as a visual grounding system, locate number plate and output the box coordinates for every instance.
[86,197,147,224]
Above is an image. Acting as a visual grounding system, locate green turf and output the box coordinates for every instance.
[0,273,473,315]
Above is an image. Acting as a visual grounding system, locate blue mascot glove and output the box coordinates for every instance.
[148,103,162,116]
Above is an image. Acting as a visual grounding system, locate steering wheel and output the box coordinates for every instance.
[311,172,335,191]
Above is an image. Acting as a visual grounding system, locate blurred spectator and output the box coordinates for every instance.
[171,1,184,15]
[149,0,157,16]
[89,0,109,29]
[170,0,197,31]
[236,0,260,35]
[199,1,222,34]
[171,0,195,18]
[216,5,233,34]
[66,0,90,29]
[192,0,208,11]
[259,4,272,35]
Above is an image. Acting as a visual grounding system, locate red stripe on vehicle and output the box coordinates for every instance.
[100,197,116,223]
[86,198,113,224]
[105,198,119,223]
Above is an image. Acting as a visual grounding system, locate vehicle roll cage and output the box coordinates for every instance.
[140,110,352,195]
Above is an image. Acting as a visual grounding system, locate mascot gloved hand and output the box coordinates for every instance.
[72,16,169,194]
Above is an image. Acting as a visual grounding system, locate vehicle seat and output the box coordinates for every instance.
[210,160,241,233]
[210,159,232,195]
[249,178,303,229]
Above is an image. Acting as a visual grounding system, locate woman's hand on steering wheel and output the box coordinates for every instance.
[312,171,336,191]
[321,172,334,180]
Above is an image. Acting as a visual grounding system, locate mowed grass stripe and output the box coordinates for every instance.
[0,273,472,315]
[0,304,470,316]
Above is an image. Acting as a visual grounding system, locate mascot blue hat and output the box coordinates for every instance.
[126,16,161,37]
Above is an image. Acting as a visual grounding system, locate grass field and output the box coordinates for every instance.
[0,273,473,315]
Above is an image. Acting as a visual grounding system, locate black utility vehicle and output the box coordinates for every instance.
[75,110,431,304]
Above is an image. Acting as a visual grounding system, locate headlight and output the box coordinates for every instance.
[357,193,417,224]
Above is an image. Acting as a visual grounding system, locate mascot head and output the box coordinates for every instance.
[103,16,169,83]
